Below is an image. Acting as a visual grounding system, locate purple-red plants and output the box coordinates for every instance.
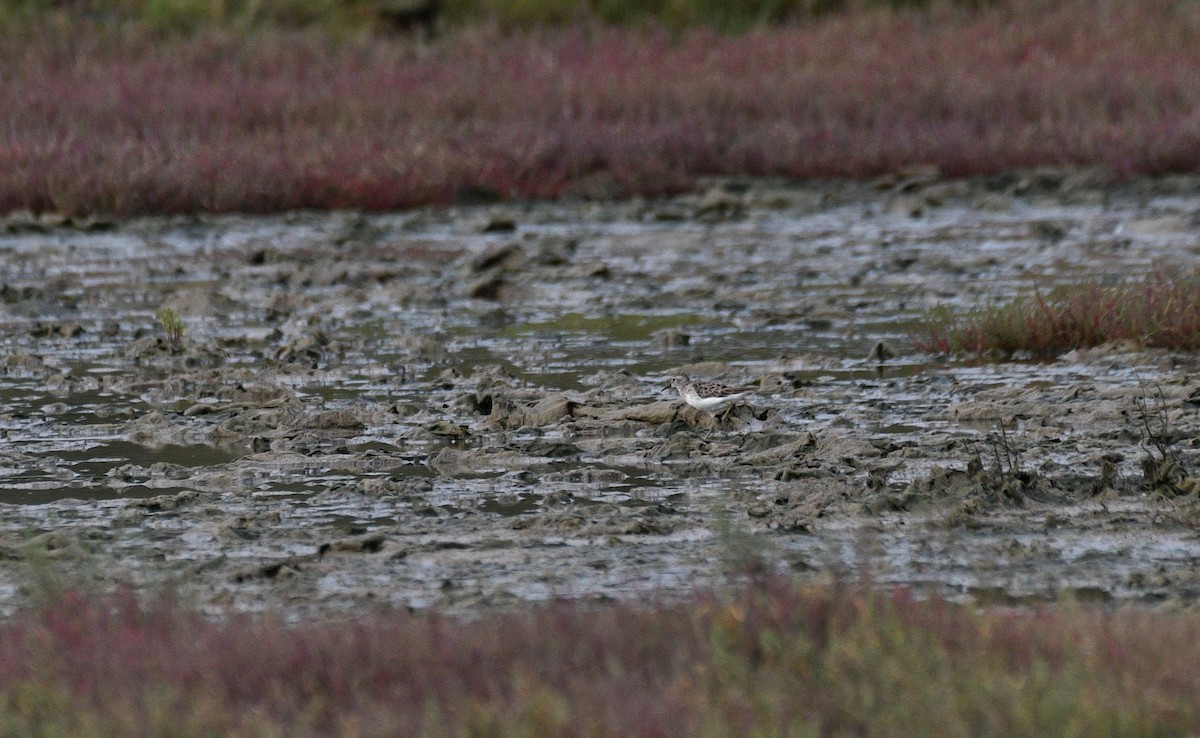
[3,581,1200,735]
[4,0,1200,216]
[919,268,1200,357]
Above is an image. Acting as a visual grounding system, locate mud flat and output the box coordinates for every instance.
[3,172,1200,618]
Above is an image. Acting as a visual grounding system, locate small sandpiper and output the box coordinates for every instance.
[669,374,754,422]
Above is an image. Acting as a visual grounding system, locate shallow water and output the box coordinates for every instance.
[2,176,1200,615]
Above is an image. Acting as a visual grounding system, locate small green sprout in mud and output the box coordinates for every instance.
[157,307,185,344]
[917,268,1200,358]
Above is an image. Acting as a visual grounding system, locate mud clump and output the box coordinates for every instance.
[898,463,1061,522]
[1143,456,1200,498]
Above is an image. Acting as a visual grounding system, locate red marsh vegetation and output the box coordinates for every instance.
[919,268,1200,357]
[3,581,1199,736]
[4,0,1200,216]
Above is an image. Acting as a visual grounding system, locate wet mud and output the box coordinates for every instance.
[3,171,1200,617]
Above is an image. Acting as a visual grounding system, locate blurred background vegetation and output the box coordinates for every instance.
[0,0,1002,34]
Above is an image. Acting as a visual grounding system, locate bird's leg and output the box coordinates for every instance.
[718,402,737,426]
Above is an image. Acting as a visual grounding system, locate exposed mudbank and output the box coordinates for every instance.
[3,173,1200,617]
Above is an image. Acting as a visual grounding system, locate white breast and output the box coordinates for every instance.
[682,387,750,411]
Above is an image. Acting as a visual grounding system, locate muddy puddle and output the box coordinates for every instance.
[3,172,1200,617]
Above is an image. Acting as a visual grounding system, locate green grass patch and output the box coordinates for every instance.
[918,268,1200,358]
[2,0,1005,34]
[0,0,397,34]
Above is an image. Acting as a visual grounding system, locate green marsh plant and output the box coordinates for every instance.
[157,307,185,345]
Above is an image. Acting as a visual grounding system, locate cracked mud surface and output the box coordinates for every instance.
[3,172,1200,618]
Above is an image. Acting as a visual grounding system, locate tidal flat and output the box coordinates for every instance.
[2,173,1200,617]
